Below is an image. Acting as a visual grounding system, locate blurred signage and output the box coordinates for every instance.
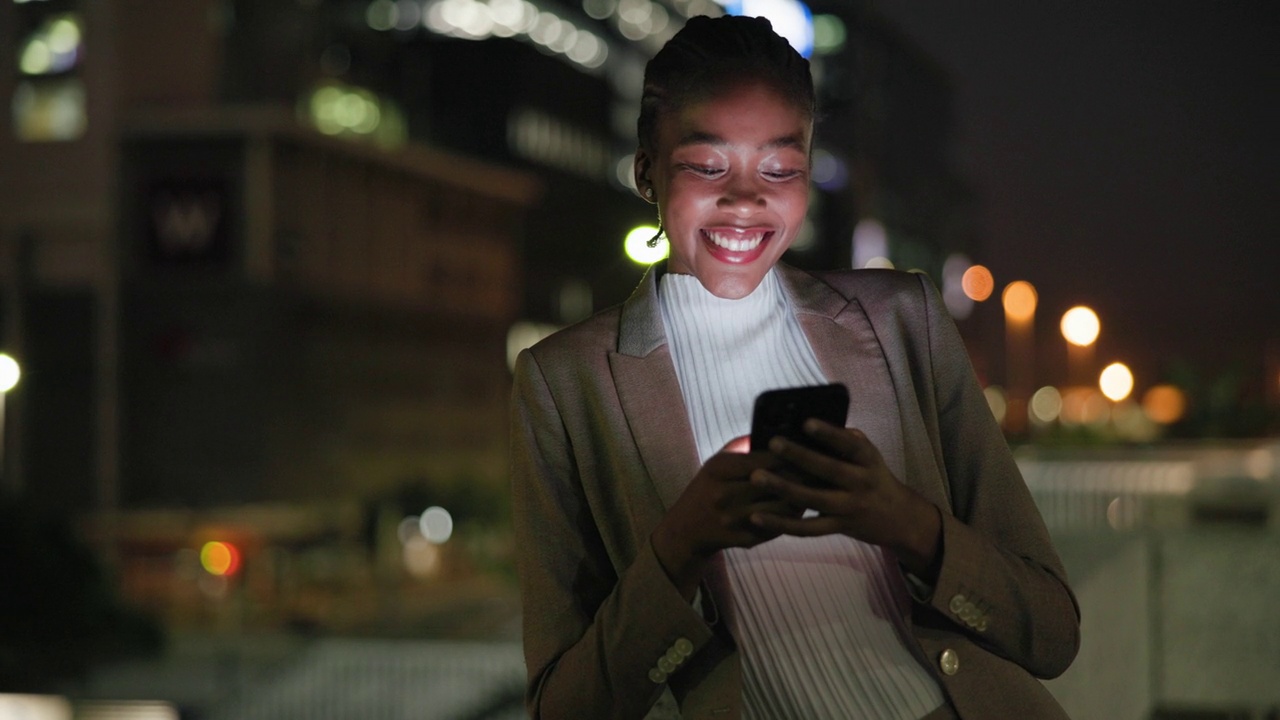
[145,178,231,267]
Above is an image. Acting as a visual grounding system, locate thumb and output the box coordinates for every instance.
[722,435,750,454]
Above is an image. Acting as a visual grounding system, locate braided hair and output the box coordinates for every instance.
[637,15,815,154]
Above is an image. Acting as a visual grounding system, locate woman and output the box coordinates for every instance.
[510,15,1079,720]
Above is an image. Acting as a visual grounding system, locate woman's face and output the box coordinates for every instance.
[637,79,812,299]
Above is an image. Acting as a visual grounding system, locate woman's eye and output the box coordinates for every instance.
[764,169,802,181]
[680,164,724,177]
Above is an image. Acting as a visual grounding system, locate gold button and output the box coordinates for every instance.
[939,649,960,676]
[674,637,694,656]
[648,667,668,684]
[658,657,676,674]
[665,648,684,665]
[976,618,989,633]
[949,594,966,614]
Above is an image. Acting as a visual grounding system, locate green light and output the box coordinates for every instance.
[624,225,668,265]
[20,39,53,75]
[812,15,846,55]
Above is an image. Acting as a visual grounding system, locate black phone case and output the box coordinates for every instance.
[749,383,850,452]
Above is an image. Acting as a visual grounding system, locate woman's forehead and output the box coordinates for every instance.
[656,80,812,151]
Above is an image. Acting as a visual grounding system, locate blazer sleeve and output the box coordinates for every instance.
[909,273,1081,679]
[510,348,717,720]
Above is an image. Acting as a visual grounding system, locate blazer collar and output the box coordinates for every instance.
[616,261,851,358]
[610,262,863,509]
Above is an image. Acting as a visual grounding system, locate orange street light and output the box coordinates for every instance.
[1002,281,1038,323]
[1001,281,1038,434]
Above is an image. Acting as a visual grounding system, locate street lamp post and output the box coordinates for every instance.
[1002,281,1038,435]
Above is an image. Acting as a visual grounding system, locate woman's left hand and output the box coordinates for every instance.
[749,419,943,581]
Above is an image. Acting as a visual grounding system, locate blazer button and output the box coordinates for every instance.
[648,667,668,684]
[939,648,960,676]
[948,594,966,614]
[674,637,694,656]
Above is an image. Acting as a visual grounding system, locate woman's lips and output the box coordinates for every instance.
[701,228,773,264]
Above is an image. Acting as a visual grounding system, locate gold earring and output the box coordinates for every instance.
[644,188,653,199]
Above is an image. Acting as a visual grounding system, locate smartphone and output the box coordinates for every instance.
[749,383,850,452]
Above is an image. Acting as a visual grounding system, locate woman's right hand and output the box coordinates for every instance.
[650,437,800,600]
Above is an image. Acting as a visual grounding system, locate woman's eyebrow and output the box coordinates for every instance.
[674,131,808,151]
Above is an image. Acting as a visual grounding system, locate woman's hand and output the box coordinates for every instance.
[748,420,944,581]
[651,437,802,600]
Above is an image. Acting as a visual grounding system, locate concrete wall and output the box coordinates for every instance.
[1047,530,1280,719]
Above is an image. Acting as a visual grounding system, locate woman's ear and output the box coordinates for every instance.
[633,149,655,204]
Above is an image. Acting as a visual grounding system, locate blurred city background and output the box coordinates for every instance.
[0,0,1276,718]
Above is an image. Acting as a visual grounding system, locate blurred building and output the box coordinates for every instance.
[0,1,538,517]
[1,0,974,514]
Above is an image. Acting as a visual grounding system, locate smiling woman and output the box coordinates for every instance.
[510,15,1079,720]
[635,80,811,299]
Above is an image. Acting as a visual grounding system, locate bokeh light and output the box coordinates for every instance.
[812,14,846,54]
[851,218,887,269]
[419,506,454,544]
[199,541,241,577]
[624,225,668,264]
[0,354,20,393]
[1060,306,1100,347]
[404,0,608,71]
[1002,281,1037,322]
[1061,386,1109,426]
[1029,385,1063,425]
[725,0,814,57]
[960,264,994,302]
[12,79,87,142]
[1142,384,1186,425]
[403,535,443,578]
[18,13,83,76]
[1099,362,1134,402]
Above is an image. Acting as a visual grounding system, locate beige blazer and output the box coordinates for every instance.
[510,264,1080,720]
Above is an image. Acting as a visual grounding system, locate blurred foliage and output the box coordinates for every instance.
[0,493,164,692]
[1163,360,1279,439]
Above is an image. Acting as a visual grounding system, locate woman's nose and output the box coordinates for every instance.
[717,173,766,212]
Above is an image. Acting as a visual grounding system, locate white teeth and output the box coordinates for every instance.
[705,229,766,252]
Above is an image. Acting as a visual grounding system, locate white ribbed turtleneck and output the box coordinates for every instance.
[658,268,946,720]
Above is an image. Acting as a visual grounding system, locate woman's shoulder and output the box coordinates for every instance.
[803,266,929,300]
[787,266,935,318]
[525,304,625,364]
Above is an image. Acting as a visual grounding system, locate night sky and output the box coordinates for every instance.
[872,1,1278,393]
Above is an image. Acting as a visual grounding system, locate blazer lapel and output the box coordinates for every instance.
[609,266,701,510]
[778,266,917,500]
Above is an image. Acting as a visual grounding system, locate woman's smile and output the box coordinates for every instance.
[701,227,773,262]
